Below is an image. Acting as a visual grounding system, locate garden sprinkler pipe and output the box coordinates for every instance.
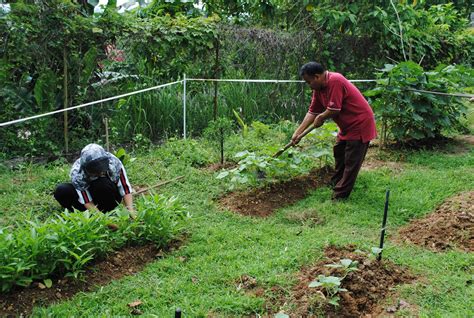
[175,308,182,318]
[272,125,316,158]
[377,189,390,261]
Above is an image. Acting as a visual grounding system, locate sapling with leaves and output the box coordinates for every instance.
[308,275,347,307]
[325,258,359,279]
[204,117,234,165]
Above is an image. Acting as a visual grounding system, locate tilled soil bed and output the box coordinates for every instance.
[286,245,415,317]
[0,242,180,317]
[398,191,474,252]
[218,167,333,217]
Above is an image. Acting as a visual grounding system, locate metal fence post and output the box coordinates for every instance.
[183,73,187,139]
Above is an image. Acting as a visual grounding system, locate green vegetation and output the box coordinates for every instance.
[0,0,472,316]
[0,194,188,292]
[366,62,473,143]
[0,123,472,316]
[308,275,348,307]
[1,1,472,157]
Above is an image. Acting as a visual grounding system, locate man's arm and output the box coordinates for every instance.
[123,193,136,219]
[292,112,316,144]
[313,109,339,127]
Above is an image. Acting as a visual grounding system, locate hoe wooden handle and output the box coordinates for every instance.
[273,125,316,158]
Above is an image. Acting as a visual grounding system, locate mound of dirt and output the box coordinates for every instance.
[0,242,181,317]
[218,167,333,217]
[398,191,474,252]
[289,245,415,317]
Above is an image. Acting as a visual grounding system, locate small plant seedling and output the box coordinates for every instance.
[325,258,359,278]
[308,275,347,307]
[370,247,383,259]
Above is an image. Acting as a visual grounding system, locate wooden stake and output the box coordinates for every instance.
[133,176,184,196]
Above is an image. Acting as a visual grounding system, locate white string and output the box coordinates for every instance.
[187,78,378,83]
[0,80,183,127]
[1,77,472,127]
[405,88,474,98]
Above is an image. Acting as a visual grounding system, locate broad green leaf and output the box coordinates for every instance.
[216,171,229,179]
[44,278,52,288]
[371,247,383,255]
[235,151,249,158]
[308,280,322,288]
[340,259,353,267]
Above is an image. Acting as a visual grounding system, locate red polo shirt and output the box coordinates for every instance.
[309,72,377,142]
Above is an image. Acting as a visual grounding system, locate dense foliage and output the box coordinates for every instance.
[0,194,188,292]
[0,0,472,158]
[366,62,472,143]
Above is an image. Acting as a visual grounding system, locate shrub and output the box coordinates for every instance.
[366,62,471,144]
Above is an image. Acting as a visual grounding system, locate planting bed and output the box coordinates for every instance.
[0,242,180,316]
[398,191,474,252]
[257,245,415,317]
[218,167,333,217]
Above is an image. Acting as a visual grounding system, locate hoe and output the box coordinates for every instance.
[273,124,317,158]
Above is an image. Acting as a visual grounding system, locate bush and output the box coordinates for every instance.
[366,62,471,143]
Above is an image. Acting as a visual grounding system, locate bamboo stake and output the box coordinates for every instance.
[63,48,69,154]
[133,176,184,196]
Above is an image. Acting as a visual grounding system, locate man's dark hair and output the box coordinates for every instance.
[299,62,325,77]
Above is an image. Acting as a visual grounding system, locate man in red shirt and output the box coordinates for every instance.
[292,62,377,200]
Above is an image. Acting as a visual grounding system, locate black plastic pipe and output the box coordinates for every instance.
[377,189,390,261]
[175,308,182,318]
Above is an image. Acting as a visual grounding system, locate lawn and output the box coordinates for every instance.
[0,128,473,317]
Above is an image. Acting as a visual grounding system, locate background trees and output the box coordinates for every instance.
[1,0,472,157]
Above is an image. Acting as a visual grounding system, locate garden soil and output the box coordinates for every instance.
[243,245,415,317]
[398,191,474,252]
[218,167,333,217]
[0,243,179,316]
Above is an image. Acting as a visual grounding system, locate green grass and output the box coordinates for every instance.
[1,130,473,317]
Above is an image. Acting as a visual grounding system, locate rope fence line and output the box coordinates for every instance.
[0,80,183,128]
[1,77,472,128]
[405,88,474,98]
[187,78,378,83]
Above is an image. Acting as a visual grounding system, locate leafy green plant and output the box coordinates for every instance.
[308,275,347,307]
[216,122,335,189]
[216,148,316,190]
[369,247,383,259]
[0,194,188,292]
[157,138,213,167]
[115,147,136,166]
[232,109,248,138]
[250,121,271,139]
[366,62,470,144]
[325,258,359,279]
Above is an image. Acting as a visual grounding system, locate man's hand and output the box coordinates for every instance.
[291,132,302,145]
